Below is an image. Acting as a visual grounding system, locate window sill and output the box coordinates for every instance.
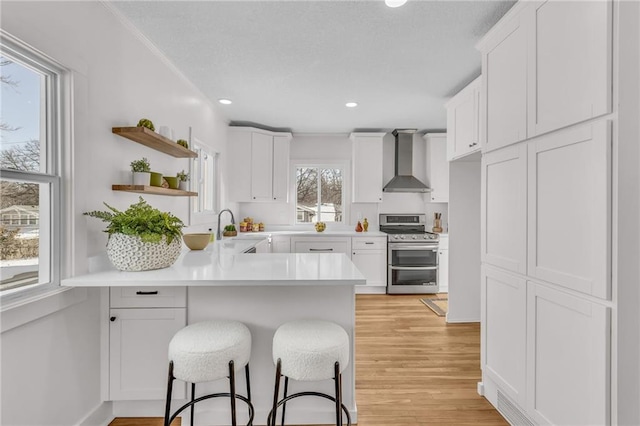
[1,286,88,333]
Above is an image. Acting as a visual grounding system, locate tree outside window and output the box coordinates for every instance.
[296,166,343,223]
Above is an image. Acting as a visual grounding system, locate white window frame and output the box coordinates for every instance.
[188,132,219,226]
[0,31,67,305]
[292,161,349,226]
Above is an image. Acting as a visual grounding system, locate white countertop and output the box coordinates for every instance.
[231,230,387,238]
[61,239,366,288]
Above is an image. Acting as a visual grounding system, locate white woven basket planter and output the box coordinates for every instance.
[106,233,182,271]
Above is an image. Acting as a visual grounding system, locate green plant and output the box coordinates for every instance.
[176,139,188,149]
[130,157,151,173]
[84,197,183,244]
[177,170,190,182]
[137,118,155,131]
[224,224,236,232]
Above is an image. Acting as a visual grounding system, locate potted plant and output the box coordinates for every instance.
[84,197,184,271]
[130,157,151,186]
[177,170,190,191]
[223,224,237,237]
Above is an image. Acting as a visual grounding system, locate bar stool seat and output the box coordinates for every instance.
[269,319,351,426]
[164,320,254,426]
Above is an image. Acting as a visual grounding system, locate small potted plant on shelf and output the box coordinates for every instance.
[176,139,189,149]
[177,170,190,191]
[223,224,237,237]
[130,157,151,186]
[137,118,155,132]
[84,197,184,271]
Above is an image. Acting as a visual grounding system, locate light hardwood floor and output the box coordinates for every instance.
[110,294,507,426]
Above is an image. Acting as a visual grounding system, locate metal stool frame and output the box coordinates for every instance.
[163,360,254,426]
[267,359,351,426]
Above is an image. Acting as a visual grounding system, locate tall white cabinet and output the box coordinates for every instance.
[350,132,384,203]
[424,133,449,203]
[476,1,613,424]
[228,127,292,202]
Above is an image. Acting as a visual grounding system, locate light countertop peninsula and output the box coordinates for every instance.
[61,238,365,288]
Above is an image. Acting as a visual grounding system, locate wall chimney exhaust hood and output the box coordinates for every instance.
[383,129,431,193]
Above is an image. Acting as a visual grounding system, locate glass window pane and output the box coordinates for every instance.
[0,56,44,173]
[0,179,49,292]
[320,168,342,223]
[297,167,318,223]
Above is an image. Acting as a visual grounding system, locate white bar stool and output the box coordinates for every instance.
[163,320,254,426]
[268,319,351,426]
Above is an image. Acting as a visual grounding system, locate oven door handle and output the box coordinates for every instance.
[388,245,439,251]
[389,266,438,271]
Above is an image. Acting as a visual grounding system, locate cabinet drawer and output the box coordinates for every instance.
[291,239,351,255]
[110,286,187,308]
[352,238,386,250]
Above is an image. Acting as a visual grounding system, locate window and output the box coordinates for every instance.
[296,165,344,224]
[0,34,64,298]
[189,137,219,225]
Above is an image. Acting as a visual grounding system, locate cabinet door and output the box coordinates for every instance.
[109,308,186,400]
[529,0,612,136]
[271,235,291,253]
[437,248,448,293]
[272,136,290,202]
[482,12,529,152]
[351,134,384,203]
[426,134,449,202]
[481,266,526,407]
[227,130,252,202]
[291,238,351,255]
[526,283,610,426]
[446,77,480,161]
[352,250,386,287]
[250,132,274,201]
[481,144,527,274]
[527,121,611,299]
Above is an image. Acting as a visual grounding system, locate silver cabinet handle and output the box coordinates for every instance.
[309,248,333,252]
[389,266,437,271]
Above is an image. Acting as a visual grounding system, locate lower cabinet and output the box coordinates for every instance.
[482,266,610,425]
[351,237,387,290]
[271,235,291,253]
[437,235,449,293]
[109,287,186,401]
[290,237,351,255]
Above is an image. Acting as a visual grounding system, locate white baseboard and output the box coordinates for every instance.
[445,314,480,323]
[355,285,386,294]
[75,401,113,426]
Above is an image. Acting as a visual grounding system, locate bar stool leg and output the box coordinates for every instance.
[270,359,282,426]
[190,383,196,426]
[245,364,252,423]
[164,361,175,426]
[229,360,237,426]
[281,376,289,426]
[334,362,342,426]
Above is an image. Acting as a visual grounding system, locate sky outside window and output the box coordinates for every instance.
[1,56,41,148]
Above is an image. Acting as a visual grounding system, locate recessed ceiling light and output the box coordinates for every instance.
[345,102,358,108]
[218,99,232,105]
[385,0,407,7]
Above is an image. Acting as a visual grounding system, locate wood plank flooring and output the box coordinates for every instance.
[110,294,507,426]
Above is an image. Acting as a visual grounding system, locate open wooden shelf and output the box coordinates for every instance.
[112,185,198,197]
[112,127,197,158]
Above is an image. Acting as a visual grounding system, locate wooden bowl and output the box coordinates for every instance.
[183,233,210,250]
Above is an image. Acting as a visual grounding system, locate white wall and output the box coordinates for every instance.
[238,132,449,229]
[1,2,229,424]
[447,159,481,322]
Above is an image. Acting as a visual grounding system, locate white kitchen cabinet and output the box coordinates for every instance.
[228,127,292,202]
[481,266,526,407]
[350,132,385,203]
[436,234,449,293]
[445,77,480,161]
[529,0,612,137]
[271,235,291,253]
[351,236,387,291]
[481,144,527,274]
[526,282,610,426]
[424,133,449,203]
[290,236,351,255]
[109,307,186,400]
[479,9,529,152]
[109,287,186,401]
[527,120,611,299]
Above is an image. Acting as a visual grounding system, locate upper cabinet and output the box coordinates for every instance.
[351,132,385,203]
[477,0,612,152]
[445,77,481,161]
[228,127,292,203]
[424,133,449,203]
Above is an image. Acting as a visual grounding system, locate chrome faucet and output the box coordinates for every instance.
[216,209,236,240]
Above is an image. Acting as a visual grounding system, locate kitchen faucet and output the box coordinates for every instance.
[216,209,236,240]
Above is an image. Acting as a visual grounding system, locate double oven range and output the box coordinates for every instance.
[380,213,440,294]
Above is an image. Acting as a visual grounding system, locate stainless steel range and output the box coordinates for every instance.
[380,213,440,294]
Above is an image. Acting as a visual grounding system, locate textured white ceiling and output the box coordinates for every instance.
[111,0,514,133]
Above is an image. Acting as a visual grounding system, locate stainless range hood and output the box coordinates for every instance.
[383,129,431,193]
